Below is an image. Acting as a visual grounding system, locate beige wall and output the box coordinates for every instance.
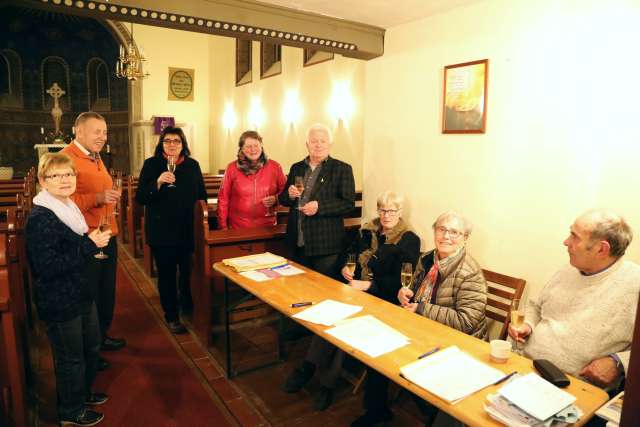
[209,37,365,188]
[133,24,211,171]
[363,0,640,299]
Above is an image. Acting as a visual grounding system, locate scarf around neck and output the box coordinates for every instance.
[33,190,89,236]
[236,152,266,176]
[358,217,409,280]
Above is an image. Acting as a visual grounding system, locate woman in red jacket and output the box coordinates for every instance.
[217,130,286,229]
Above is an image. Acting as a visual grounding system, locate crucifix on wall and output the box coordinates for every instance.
[46,82,65,134]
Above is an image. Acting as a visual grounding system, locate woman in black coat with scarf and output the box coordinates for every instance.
[136,127,207,334]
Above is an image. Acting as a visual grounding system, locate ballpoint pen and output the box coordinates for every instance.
[290,301,313,308]
[418,346,441,359]
[493,371,518,386]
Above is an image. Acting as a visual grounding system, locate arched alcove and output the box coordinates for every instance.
[41,56,71,110]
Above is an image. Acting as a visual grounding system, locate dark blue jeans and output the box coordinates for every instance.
[45,302,101,419]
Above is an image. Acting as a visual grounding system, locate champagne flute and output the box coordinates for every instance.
[94,213,110,260]
[401,263,413,289]
[167,156,177,188]
[510,298,526,355]
[112,176,122,216]
[345,254,357,277]
[263,189,276,217]
[294,176,304,209]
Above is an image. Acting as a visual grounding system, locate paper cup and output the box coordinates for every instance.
[490,339,512,363]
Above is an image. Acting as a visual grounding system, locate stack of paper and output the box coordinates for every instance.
[484,373,582,426]
[292,299,362,326]
[595,391,623,427]
[399,346,504,403]
[325,315,410,357]
[239,264,305,282]
[222,252,287,272]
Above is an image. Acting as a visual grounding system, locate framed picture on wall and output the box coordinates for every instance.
[442,59,488,134]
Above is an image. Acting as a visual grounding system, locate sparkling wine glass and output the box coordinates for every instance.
[294,176,304,209]
[94,213,110,260]
[401,263,413,289]
[345,254,357,277]
[112,176,122,216]
[510,298,526,355]
[263,189,276,217]
[167,156,177,188]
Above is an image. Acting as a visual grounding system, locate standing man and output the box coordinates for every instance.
[278,123,356,278]
[62,112,126,360]
[510,209,639,391]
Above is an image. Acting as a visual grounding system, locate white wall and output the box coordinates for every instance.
[363,0,640,298]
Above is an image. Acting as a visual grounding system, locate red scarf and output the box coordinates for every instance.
[162,152,185,165]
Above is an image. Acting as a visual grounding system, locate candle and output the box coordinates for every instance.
[40,127,44,134]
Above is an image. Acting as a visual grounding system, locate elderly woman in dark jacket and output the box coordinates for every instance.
[352,211,487,427]
[26,153,111,426]
[283,191,420,411]
[136,127,207,334]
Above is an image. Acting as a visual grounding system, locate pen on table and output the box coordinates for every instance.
[290,301,313,308]
[418,346,440,359]
[493,371,517,386]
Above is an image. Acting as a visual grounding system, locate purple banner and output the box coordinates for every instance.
[153,116,175,134]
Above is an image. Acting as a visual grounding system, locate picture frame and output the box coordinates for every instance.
[442,59,488,134]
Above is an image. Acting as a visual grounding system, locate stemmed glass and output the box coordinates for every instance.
[401,263,413,289]
[510,298,526,355]
[167,156,177,188]
[94,212,110,259]
[294,176,304,209]
[345,254,357,277]
[263,189,277,217]
[111,174,122,216]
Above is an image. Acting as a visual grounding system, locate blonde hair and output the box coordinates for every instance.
[376,190,404,211]
[38,153,76,180]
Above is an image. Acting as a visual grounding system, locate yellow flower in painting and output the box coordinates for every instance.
[445,64,485,112]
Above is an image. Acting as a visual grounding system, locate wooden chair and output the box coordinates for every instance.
[483,269,526,340]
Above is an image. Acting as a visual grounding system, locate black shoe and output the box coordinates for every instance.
[351,408,394,427]
[100,336,126,351]
[282,363,315,393]
[85,392,109,406]
[313,386,334,411]
[167,321,187,334]
[60,408,104,426]
[97,358,110,371]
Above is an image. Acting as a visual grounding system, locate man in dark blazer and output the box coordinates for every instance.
[278,123,355,279]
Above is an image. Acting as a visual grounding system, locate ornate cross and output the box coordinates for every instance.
[46,83,65,134]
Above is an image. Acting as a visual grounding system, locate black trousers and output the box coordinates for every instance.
[151,245,193,322]
[85,236,117,339]
[45,303,101,419]
[293,246,339,280]
[305,336,345,388]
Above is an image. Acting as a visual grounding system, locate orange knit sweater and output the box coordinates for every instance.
[61,142,118,235]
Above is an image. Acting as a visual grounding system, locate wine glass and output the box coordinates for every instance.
[510,298,526,355]
[401,263,413,289]
[263,189,276,217]
[167,156,177,188]
[345,254,357,277]
[294,176,304,208]
[112,176,122,216]
[94,213,110,260]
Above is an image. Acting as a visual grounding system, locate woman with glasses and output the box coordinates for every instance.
[136,127,207,334]
[26,153,112,426]
[217,130,286,230]
[283,191,420,412]
[352,211,487,427]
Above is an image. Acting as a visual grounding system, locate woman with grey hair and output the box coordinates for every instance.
[353,211,487,427]
[283,191,420,412]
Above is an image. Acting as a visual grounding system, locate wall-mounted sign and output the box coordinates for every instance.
[168,67,194,101]
[153,116,175,134]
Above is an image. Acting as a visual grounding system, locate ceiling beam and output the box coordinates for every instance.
[16,0,385,60]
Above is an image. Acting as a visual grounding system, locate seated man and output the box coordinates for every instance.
[510,209,639,390]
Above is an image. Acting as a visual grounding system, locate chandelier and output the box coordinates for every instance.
[116,23,149,80]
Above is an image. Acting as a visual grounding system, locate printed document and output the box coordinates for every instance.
[292,299,362,326]
[326,315,409,357]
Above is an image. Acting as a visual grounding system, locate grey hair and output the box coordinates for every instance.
[581,209,633,258]
[306,123,332,144]
[432,211,473,236]
[376,191,404,211]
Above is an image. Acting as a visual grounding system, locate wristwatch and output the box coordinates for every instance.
[609,353,624,374]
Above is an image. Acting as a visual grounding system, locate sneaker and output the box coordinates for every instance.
[167,321,187,334]
[60,408,104,426]
[100,336,126,351]
[313,386,333,411]
[351,408,394,427]
[282,362,315,393]
[85,392,109,405]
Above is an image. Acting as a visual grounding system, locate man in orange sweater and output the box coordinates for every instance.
[62,112,126,359]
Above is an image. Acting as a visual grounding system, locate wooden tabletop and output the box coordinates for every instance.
[213,261,608,427]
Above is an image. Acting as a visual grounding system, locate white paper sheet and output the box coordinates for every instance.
[399,346,504,403]
[325,315,409,357]
[239,270,273,281]
[498,373,576,421]
[271,264,305,276]
[291,299,362,326]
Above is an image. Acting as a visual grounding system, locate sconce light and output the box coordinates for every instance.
[282,90,303,125]
[222,103,237,130]
[247,97,266,129]
[328,80,355,122]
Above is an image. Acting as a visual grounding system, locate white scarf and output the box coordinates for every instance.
[33,190,89,236]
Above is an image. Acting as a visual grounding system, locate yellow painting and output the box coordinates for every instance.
[442,59,488,133]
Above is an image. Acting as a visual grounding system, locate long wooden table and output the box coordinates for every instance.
[213,261,608,427]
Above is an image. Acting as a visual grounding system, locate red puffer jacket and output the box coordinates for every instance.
[217,159,287,229]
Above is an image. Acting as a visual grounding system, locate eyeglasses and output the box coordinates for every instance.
[434,226,464,239]
[163,138,182,145]
[378,208,400,217]
[44,172,76,181]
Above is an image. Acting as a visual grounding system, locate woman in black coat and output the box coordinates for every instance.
[135,127,207,334]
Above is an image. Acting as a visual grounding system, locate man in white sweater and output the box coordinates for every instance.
[509,209,639,388]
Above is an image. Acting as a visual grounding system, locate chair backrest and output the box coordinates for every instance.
[483,269,526,340]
